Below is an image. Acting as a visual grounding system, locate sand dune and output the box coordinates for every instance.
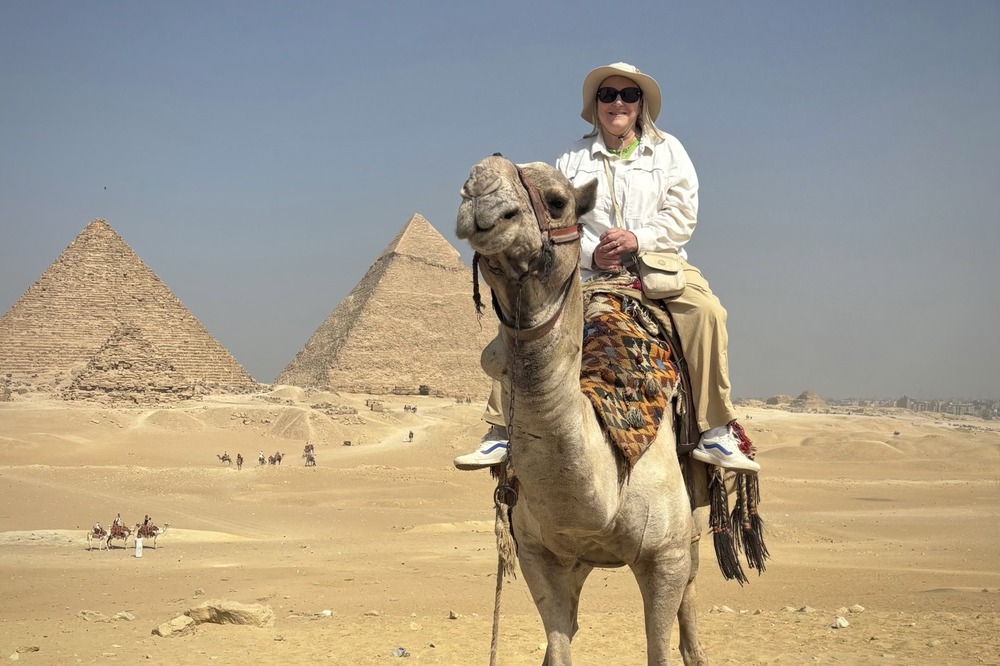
[1,393,998,664]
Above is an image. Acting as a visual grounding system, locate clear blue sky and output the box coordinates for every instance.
[2,1,998,400]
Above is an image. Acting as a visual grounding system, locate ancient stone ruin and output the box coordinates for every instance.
[277,214,496,398]
[0,219,255,400]
[62,323,195,403]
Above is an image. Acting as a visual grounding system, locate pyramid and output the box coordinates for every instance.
[63,323,195,403]
[0,219,255,394]
[276,214,495,398]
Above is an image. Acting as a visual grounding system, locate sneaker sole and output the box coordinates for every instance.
[453,460,501,471]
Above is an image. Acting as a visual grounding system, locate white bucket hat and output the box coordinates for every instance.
[580,62,662,124]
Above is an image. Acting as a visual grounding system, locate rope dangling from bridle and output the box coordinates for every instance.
[489,472,518,666]
[472,252,485,318]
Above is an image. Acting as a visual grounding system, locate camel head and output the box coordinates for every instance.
[457,156,596,328]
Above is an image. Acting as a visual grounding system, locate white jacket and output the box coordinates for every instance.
[555,131,699,281]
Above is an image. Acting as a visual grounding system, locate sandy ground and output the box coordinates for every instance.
[1,389,998,665]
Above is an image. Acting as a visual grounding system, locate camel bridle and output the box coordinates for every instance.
[471,157,582,342]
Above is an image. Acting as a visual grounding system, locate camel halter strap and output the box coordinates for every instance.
[471,157,582,340]
[513,162,582,245]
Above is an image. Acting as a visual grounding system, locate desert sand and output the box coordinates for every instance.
[1,389,998,665]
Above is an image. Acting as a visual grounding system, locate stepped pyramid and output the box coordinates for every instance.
[277,214,495,398]
[63,323,195,403]
[0,219,255,395]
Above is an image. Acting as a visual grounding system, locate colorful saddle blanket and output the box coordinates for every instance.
[580,291,678,473]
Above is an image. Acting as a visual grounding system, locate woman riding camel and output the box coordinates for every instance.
[454,62,759,475]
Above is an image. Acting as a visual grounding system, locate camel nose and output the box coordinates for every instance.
[460,165,501,200]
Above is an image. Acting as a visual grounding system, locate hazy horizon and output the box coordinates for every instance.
[2,1,998,401]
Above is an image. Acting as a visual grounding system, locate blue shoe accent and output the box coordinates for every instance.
[480,442,509,455]
[700,441,735,456]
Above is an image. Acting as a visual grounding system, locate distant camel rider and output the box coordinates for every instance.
[93,521,103,535]
[112,513,123,528]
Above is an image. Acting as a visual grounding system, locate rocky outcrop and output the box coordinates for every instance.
[63,324,195,404]
[186,599,275,627]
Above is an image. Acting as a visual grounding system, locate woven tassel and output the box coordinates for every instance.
[493,476,519,579]
[494,500,517,578]
[744,475,769,571]
[729,474,769,574]
[709,467,747,584]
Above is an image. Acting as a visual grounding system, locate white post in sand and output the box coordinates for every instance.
[135,536,143,558]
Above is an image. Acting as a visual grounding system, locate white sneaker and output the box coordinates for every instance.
[453,426,509,470]
[691,425,760,475]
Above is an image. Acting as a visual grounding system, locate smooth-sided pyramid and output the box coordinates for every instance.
[0,219,255,396]
[276,214,495,398]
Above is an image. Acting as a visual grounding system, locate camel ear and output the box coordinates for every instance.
[574,178,598,218]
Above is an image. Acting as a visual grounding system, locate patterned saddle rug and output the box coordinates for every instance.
[580,291,678,474]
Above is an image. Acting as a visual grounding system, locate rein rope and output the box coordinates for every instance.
[471,157,578,666]
[489,278,523,666]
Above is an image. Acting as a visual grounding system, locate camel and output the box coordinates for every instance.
[236,453,244,470]
[456,156,706,665]
[217,453,232,465]
[87,526,108,551]
[135,522,169,548]
[268,452,284,466]
[304,452,316,467]
[107,523,132,550]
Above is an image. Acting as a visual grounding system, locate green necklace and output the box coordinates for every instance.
[609,136,640,159]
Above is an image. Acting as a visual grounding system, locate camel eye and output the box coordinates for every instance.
[502,209,518,220]
[547,197,567,214]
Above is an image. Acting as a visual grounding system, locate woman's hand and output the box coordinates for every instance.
[594,229,638,270]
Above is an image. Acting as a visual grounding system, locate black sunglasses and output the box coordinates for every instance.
[596,86,643,104]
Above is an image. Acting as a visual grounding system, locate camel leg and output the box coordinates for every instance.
[519,546,592,666]
[631,547,690,666]
[677,537,707,665]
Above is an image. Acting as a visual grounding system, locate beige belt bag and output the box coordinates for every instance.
[637,251,686,300]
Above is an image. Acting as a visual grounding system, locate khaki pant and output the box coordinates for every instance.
[483,376,505,427]
[668,260,738,433]
[482,259,737,434]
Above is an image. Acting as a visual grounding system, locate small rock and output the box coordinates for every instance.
[833,616,850,629]
[78,610,110,623]
[798,606,817,614]
[319,609,333,617]
[927,639,941,647]
[719,606,735,613]
[152,615,195,637]
[410,622,421,630]
[448,611,459,620]
[849,604,866,613]
[391,647,410,658]
[782,606,797,612]
[15,648,39,654]
[836,607,849,615]
[194,588,205,596]
[187,600,275,627]
[364,610,380,617]
[753,609,763,615]
[9,653,18,661]
[113,612,135,622]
